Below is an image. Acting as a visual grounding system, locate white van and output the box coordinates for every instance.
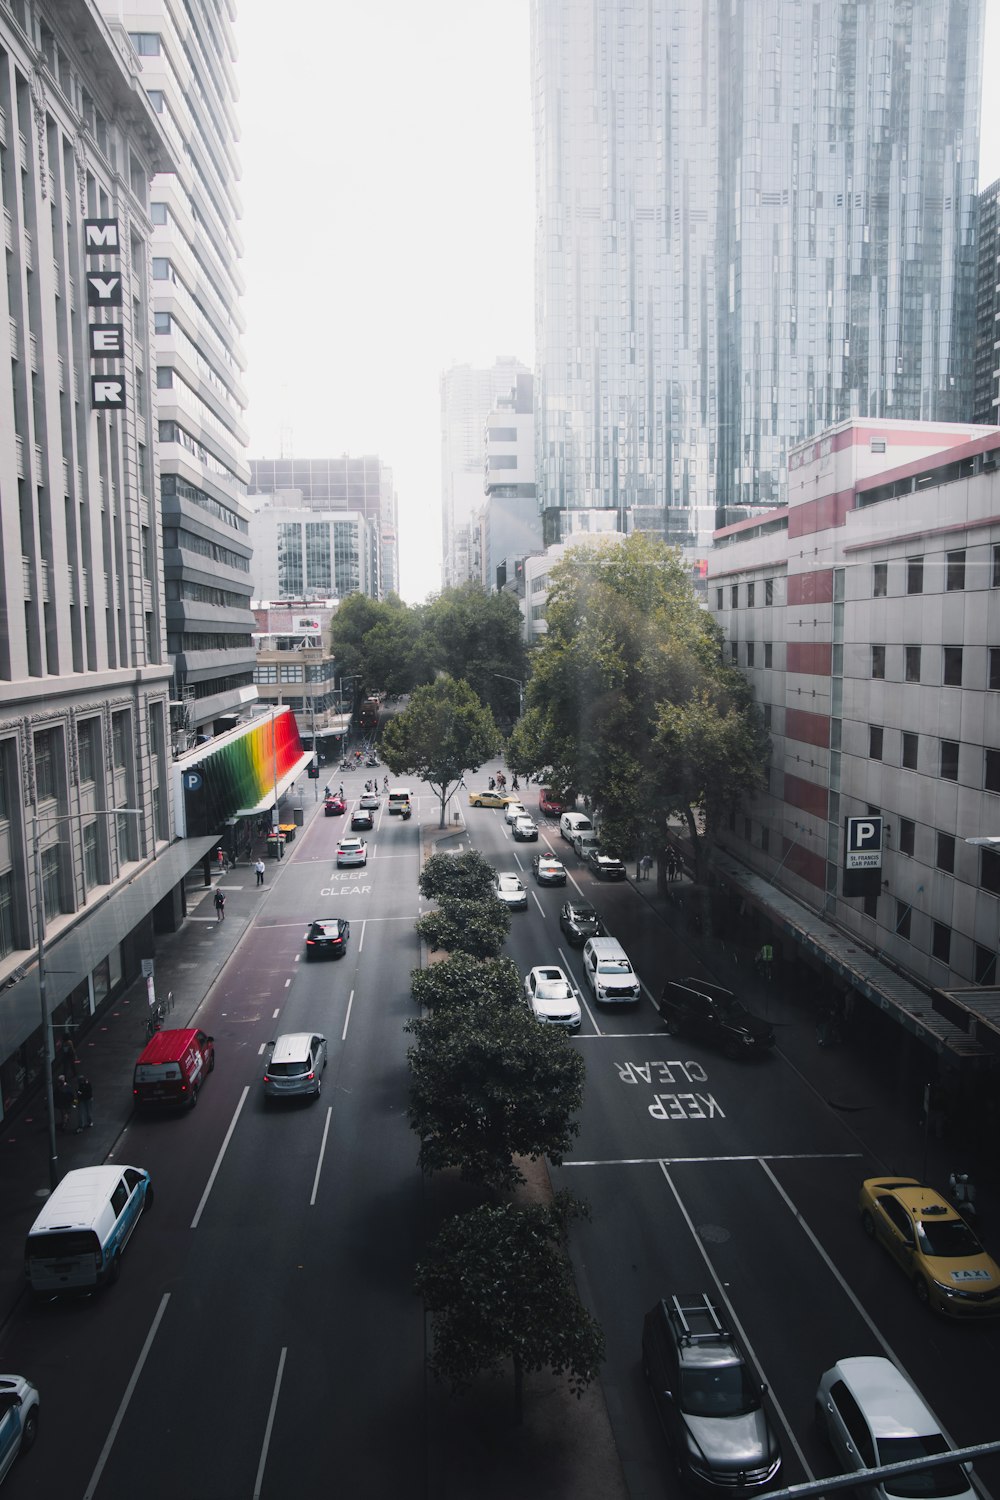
[387,786,412,815]
[582,936,641,1006]
[25,1163,153,1294]
[560,811,593,842]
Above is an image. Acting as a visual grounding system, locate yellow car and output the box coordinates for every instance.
[859,1176,1000,1317]
[468,789,506,808]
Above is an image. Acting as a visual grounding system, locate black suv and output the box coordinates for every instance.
[642,1293,782,1494]
[559,901,604,946]
[660,979,774,1058]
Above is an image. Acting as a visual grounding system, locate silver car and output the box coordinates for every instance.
[493,872,528,910]
[263,1033,328,1100]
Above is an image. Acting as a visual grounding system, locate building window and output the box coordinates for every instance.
[77,719,98,784]
[946,550,966,592]
[764,642,773,668]
[869,726,883,760]
[83,822,99,888]
[760,827,769,854]
[943,647,963,687]
[986,749,1000,793]
[832,643,843,676]
[747,582,755,607]
[873,562,888,597]
[871,645,885,679]
[0,872,15,958]
[936,832,955,874]
[746,642,755,667]
[34,729,60,802]
[940,741,959,781]
[41,845,63,921]
[994,543,1000,588]
[983,849,1000,896]
[895,901,912,940]
[111,712,129,770]
[731,585,739,608]
[899,818,915,856]
[764,579,773,606]
[730,642,738,664]
[905,646,921,682]
[974,945,997,985]
[716,588,723,610]
[932,922,951,963]
[902,733,918,770]
[906,557,924,594]
[990,649,1000,691]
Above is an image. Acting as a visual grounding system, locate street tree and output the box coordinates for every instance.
[422,584,528,730]
[379,676,501,827]
[419,849,497,904]
[415,896,510,960]
[410,954,521,1012]
[406,1000,585,1192]
[415,1194,605,1423]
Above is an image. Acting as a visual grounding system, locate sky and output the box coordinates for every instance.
[236,0,1000,607]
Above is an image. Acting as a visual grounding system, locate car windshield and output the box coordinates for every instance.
[571,907,597,922]
[499,876,523,890]
[679,1364,758,1417]
[598,959,632,974]
[878,1436,969,1498]
[914,1216,983,1258]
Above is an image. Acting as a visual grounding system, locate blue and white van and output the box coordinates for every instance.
[24,1164,153,1294]
[0,1376,39,1482]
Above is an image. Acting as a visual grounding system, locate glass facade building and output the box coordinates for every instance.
[531,0,983,549]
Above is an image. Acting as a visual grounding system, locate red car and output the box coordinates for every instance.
[538,787,566,817]
[324,795,346,816]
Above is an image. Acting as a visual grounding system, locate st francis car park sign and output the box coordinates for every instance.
[843,815,883,898]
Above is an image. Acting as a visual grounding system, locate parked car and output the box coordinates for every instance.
[359,791,380,810]
[538,787,566,816]
[336,837,367,867]
[642,1292,782,1494]
[25,1165,153,1294]
[133,1028,215,1109]
[468,789,506,808]
[304,917,351,959]
[815,1356,976,1500]
[512,815,538,842]
[560,811,593,842]
[504,801,528,825]
[559,901,604,944]
[324,795,346,816]
[523,966,581,1030]
[582,936,640,1005]
[0,1376,39,1483]
[533,853,567,885]
[858,1177,1000,1315]
[661,979,775,1057]
[351,809,374,831]
[571,829,600,857]
[587,849,626,880]
[263,1033,328,1100]
[493,872,528,910]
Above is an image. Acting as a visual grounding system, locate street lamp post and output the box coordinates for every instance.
[33,806,144,1191]
[490,672,524,719]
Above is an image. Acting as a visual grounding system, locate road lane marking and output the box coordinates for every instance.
[83,1293,171,1500]
[273,1007,280,1017]
[342,988,355,1041]
[559,943,601,1034]
[191,1085,250,1229]
[253,1346,288,1500]
[284,979,291,988]
[531,890,545,915]
[658,1162,812,1481]
[358,919,366,954]
[310,1106,333,1206]
[559,1152,864,1166]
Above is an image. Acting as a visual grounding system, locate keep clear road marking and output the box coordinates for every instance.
[253,1346,287,1500]
[190,1085,250,1229]
[83,1292,171,1499]
[558,943,601,1035]
[342,988,355,1042]
[657,1162,813,1483]
[310,1106,333,1206]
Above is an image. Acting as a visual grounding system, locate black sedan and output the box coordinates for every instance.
[351,809,374,831]
[559,901,605,945]
[586,849,626,880]
[304,917,351,960]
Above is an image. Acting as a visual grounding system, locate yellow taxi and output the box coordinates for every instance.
[859,1176,1000,1317]
[468,789,507,808]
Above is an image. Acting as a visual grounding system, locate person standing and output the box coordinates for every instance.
[54,1074,75,1132]
[62,1034,80,1079]
[641,853,653,880]
[214,888,226,922]
[255,858,265,887]
[77,1074,94,1129]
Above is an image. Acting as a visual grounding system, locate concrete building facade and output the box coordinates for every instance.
[440,357,528,590]
[245,500,376,605]
[480,371,542,593]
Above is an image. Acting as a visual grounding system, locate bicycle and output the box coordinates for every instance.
[145,1004,166,1040]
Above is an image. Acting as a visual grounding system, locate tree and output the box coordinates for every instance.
[410,954,521,1012]
[418,849,497,904]
[415,1195,605,1422]
[406,1000,586,1192]
[379,676,501,827]
[415,896,510,960]
[422,585,528,731]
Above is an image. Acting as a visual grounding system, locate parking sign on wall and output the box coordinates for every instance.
[843,815,883,898]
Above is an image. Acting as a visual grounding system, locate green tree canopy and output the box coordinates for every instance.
[415,896,510,960]
[380,676,501,827]
[410,954,521,1012]
[415,1195,604,1422]
[418,849,497,904]
[406,1000,585,1191]
[423,584,528,731]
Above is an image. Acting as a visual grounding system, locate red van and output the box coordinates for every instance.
[133,1028,215,1110]
[538,787,566,817]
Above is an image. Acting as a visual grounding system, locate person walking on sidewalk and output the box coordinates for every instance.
[214,889,226,922]
[254,858,265,887]
[76,1074,94,1130]
[54,1074,76,1132]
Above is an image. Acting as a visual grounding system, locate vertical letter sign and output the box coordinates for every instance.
[843,815,883,898]
[84,217,125,410]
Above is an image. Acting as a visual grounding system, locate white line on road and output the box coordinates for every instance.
[558,943,601,1034]
[83,1292,171,1499]
[284,978,291,988]
[253,1346,287,1500]
[561,1151,864,1166]
[258,1043,266,1055]
[272,1007,280,1018]
[342,988,355,1041]
[358,919,366,954]
[191,1085,250,1229]
[310,1106,333,1206]
[531,890,545,915]
[571,1031,667,1039]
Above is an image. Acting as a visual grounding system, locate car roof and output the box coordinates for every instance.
[531,965,567,981]
[497,872,523,884]
[828,1358,936,1437]
[311,917,343,929]
[537,853,563,864]
[271,1032,321,1060]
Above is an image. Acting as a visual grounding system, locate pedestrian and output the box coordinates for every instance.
[214,888,226,922]
[216,847,225,871]
[62,1034,80,1078]
[666,851,677,881]
[641,853,653,881]
[755,943,773,981]
[54,1074,75,1132]
[324,784,330,798]
[338,785,344,799]
[511,775,519,791]
[255,858,265,887]
[77,1074,94,1130]
[383,774,389,791]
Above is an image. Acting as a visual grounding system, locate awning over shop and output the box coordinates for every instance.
[234,750,315,816]
[711,849,990,1065]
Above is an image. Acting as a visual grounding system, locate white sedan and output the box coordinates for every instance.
[336,837,368,867]
[503,802,528,825]
[523,966,581,1030]
[493,872,528,910]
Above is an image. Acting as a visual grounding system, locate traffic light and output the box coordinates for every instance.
[307,765,320,779]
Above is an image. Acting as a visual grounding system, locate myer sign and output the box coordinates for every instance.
[843,815,883,898]
[84,218,125,409]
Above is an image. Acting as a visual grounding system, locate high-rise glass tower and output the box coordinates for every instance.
[532,0,983,547]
